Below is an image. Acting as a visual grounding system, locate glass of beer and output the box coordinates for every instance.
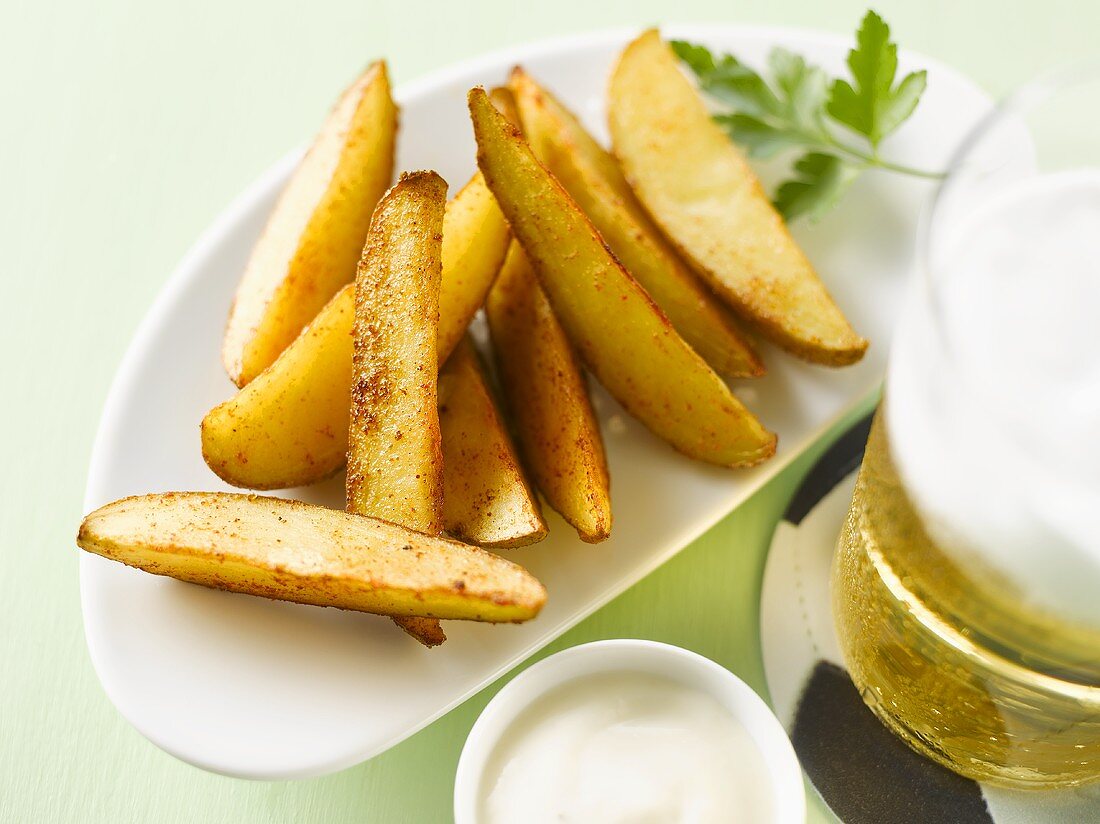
[831,67,1100,789]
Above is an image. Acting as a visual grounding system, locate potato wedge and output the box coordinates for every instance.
[509,68,763,378]
[345,171,448,647]
[484,91,610,540]
[439,337,546,548]
[436,174,511,364]
[607,31,866,367]
[469,88,776,467]
[77,493,546,622]
[393,616,447,647]
[346,171,447,535]
[202,174,504,492]
[223,62,398,387]
[202,283,354,490]
[488,86,521,124]
[487,243,611,541]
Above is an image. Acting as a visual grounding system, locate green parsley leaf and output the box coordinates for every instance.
[671,40,780,119]
[670,39,717,75]
[714,114,808,159]
[774,153,862,222]
[877,70,927,140]
[826,10,928,146]
[767,48,830,136]
[672,10,940,221]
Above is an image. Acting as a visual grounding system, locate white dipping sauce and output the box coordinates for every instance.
[889,170,1100,627]
[479,672,775,823]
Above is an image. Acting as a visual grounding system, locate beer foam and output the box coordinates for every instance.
[887,170,1100,628]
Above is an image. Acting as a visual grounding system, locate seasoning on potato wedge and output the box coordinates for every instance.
[607,30,867,367]
[487,243,611,542]
[394,617,447,648]
[202,168,510,491]
[509,67,763,379]
[439,336,547,548]
[77,493,547,622]
[345,171,448,532]
[344,171,448,646]
[470,87,776,467]
[223,61,398,387]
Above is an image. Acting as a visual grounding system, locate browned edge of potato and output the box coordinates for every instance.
[223,61,398,387]
[391,616,447,647]
[469,87,777,467]
[607,30,868,367]
[509,66,764,379]
[77,493,546,622]
[346,171,448,646]
[487,242,612,542]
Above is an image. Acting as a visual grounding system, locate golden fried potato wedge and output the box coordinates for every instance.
[346,171,447,535]
[487,243,611,541]
[489,86,521,124]
[509,68,763,378]
[436,175,511,364]
[439,337,546,548]
[202,284,354,490]
[202,174,505,492]
[345,172,448,647]
[77,493,547,622]
[223,62,398,387]
[393,617,447,647]
[607,31,867,367]
[469,88,776,467]
[484,89,609,539]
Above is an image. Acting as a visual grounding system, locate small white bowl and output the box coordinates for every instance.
[454,639,805,823]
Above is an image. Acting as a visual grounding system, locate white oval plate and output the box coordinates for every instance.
[81,25,993,780]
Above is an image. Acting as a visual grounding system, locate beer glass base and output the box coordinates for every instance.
[832,418,1100,791]
[851,672,1098,790]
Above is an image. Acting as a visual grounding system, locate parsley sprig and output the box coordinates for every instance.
[672,10,943,221]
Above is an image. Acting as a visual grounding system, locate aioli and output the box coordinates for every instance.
[480,672,775,823]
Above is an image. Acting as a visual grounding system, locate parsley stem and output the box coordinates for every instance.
[826,141,945,180]
[771,125,947,180]
[868,159,946,180]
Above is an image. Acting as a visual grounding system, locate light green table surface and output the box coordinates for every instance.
[3,0,1094,821]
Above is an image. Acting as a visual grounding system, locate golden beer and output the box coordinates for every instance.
[832,412,1100,788]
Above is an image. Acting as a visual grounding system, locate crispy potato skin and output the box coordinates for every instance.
[487,244,611,542]
[436,175,511,364]
[607,31,867,367]
[469,88,776,468]
[509,68,763,379]
[202,284,355,490]
[393,617,447,647]
[439,337,547,548]
[346,171,447,535]
[77,493,546,622]
[223,62,398,387]
[201,172,504,492]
